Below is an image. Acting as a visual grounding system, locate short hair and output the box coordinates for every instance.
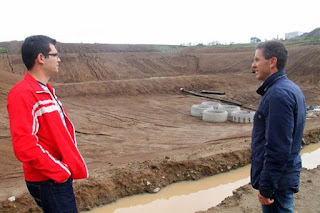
[256,41,288,71]
[21,35,57,70]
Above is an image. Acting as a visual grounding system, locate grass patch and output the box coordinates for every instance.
[284,37,320,46]
[215,43,256,48]
[0,48,8,54]
[151,45,184,52]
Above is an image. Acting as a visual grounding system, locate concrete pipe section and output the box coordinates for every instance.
[231,110,256,123]
[191,104,213,117]
[201,101,221,109]
[202,109,228,122]
[218,105,241,120]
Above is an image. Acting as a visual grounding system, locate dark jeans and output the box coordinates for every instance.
[262,188,296,213]
[26,178,78,213]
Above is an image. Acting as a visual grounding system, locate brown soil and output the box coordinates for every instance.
[0,42,320,212]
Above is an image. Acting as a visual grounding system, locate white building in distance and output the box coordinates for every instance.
[285,31,305,40]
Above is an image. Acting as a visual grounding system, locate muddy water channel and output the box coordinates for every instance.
[85,143,320,213]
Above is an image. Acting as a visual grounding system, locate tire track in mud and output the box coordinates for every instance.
[68,99,185,129]
[75,130,112,137]
[204,136,251,144]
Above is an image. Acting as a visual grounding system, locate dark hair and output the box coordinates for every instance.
[256,41,288,71]
[21,35,57,70]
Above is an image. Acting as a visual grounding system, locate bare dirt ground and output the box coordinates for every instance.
[0,42,319,212]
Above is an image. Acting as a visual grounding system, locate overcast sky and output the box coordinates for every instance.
[1,0,319,45]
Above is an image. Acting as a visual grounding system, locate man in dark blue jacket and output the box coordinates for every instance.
[251,41,306,212]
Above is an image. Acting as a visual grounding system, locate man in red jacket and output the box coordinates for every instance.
[7,35,88,213]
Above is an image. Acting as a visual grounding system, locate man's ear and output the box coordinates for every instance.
[269,57,278,70]
[36,53,45,65]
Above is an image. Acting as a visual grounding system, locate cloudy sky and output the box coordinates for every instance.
[1,0,319,45]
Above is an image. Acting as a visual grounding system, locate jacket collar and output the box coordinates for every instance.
[23,72,55,94]
[256,70,287,96]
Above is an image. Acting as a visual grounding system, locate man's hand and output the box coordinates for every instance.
[258,192,274,205]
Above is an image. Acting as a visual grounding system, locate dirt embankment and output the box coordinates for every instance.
[0,42,319,212]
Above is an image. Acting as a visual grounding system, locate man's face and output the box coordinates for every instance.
[251,49,272,81]
[44,44,61,74]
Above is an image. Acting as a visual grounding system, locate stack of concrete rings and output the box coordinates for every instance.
[191,104,213,117]
[218,105,241,120]
[231,110,255,123]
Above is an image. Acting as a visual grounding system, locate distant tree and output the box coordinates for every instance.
[250,37,261,43]
[181,42,193,46]
[207,41,220,46]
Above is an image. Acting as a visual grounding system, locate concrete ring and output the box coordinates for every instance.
[191,104,213,117]
[231,110,256,123]
[202,109,228,122]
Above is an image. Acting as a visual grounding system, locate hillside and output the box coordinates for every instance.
[298,27,320,39]
[1,42,319,103]
[0,41,183,54]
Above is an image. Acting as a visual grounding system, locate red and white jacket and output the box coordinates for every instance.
[7,73,88,183]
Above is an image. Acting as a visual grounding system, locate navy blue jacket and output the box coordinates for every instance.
[251,70,306,198]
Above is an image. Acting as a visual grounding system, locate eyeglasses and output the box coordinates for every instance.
[47,53,59,57]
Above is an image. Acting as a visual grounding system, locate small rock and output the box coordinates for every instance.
[146,181,151,185]
[8,196,15,202]
[152,187,161,193]
[83,205,92,211]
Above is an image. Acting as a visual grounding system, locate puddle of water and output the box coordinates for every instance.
[84,143,320,213]
[85,165,250,213]
[301,142,320,169]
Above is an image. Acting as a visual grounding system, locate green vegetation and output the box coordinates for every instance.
[217,43,256,48]
[181,28,320,48]
[250,37,261,43]
[284,37,320,46]
[179,37,320,49]
[0,48,8,54]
